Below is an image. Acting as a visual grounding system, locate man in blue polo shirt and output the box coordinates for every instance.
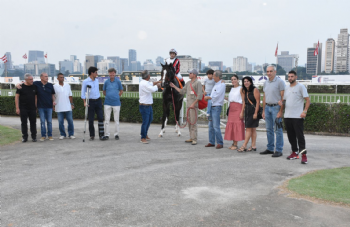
[103,68,123,140]
[81,66,108,141]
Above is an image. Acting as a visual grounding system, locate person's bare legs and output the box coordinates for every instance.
[251,128,257,148]
[238,128,252,152]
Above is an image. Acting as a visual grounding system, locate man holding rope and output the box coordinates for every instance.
[170,69,202,145]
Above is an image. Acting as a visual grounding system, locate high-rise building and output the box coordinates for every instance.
[306,43,323,75]
[176,55,200,73]
[59,60,74,73]
[128,49,137,66]
[156,56,164,66]
[4,52,13,69]
[130,61,141,71]
[85,55,101,74]
[233,56,248,72]
[24,63,55,77]
[120,58,129,72]
[70,55,77,62]
[277,51,297,72]
[107,56,121,73]
[335,28,349,73]
[254,65,263,73]
[97,60,116,74]
[73,60,82,73]
[324,38,335,73]
[143,59,155,70]
[247,63,253,72]
[208,61,224,70]
[28,50,45,63]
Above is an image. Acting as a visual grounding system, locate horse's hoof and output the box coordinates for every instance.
[178,134,181,137]
[158,135,163,137]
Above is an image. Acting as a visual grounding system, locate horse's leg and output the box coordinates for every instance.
[175,99,183,136]
[159,101,167,137]
[164,104,170,133]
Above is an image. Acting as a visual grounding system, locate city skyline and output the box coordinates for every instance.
[1,0,349,69]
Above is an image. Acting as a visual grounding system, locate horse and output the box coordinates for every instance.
[158,62,184,137]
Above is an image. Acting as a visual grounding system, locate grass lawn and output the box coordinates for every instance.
[0,125,22,146]
[288,167,350,205]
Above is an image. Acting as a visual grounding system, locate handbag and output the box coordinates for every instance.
[226,106,230,116]
[246,91,262,120]
[190,82,207,110]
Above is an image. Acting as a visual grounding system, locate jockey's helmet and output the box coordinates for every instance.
[169,48,177,55]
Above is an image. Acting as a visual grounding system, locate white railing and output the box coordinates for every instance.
[309,94,350,104]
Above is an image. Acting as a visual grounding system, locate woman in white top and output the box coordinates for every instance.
[224,75,245,150]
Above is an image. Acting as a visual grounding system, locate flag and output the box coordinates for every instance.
[275,43,278,57]
[314,40,319,56]
[45,53,47,58]
[0,54,7,63]
[23,53,27,59]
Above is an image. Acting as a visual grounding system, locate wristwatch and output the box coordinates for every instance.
[71,103,74,106]
[303,110,307,113]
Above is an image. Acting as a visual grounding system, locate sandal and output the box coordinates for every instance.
[230,145,238,150]
[237,146,247,152]
[247,146,257,152]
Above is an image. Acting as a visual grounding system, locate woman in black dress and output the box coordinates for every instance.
[237,77,261,152]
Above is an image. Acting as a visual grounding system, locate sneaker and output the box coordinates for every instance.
[185,139,193,143]
[287,152,299,160]
[260,149,274,155]
[192,140,197,145]
[140,138,148,144]
[32,138,37,142]
[146,136,151,140]
[272,152,283,157]
[301,154,308,164]
[69,135,76,139]
[40,137,46,142]
[100,136,108,141]
[115,135,119,140]
[49,137,54,141]
[22,138,28,143]
[89,136,95,141]
[59,136,65,140]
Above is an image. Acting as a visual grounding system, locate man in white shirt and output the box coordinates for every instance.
[53,73,75,139]
[139,70,161,144]
[204,70,226,149]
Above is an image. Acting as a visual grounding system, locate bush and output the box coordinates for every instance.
[0,97,176,124]
[1,97,349,134]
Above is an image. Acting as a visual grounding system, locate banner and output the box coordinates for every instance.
[312,75,350,84]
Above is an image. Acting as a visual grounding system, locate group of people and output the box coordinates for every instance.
[16,49,310,164]
[15,67,123,142]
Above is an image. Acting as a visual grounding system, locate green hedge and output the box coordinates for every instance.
[1,96,349,134]
[0,96,175,124]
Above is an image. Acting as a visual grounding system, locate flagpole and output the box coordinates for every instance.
[276,42,278,73]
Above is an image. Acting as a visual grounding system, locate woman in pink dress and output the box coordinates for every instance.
[224,75,245,150]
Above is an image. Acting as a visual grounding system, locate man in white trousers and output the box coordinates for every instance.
[103,68,123,140]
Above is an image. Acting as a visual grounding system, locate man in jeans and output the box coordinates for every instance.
[103,68,123,140]
[139,70,161,144]
[261,65,285,157]
[15,73,37,142]
[280,70,310,164]
[202,69,215,117]
[81,67,108,141]
[53,73,75,140]
[204,70,226,149]
[16,73,56,141]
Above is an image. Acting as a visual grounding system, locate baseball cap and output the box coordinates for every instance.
[187,69,198,75]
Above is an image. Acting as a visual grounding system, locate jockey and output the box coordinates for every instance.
[165,48,185,87]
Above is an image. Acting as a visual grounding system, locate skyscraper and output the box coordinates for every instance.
[128,49,137,66]
[59,60,74,73]
[28,50,45,63]
[84,55,103,74]
[324,38,335,73]
[277,51,297,72]
[306,43,322,75]
[120,58,129,72]
[335,28,349,73]
[107,56,121,73]
[5,52,13,69]
[97,60,116,74]
[208,61,224,70]
[176,55,200,73]
[70,55,77,62]
[233,56,248,72]
[155,56,164,66]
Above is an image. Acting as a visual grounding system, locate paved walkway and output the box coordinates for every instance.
[1,116,349,227]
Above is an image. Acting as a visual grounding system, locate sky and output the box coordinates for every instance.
[1,0,349,68]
